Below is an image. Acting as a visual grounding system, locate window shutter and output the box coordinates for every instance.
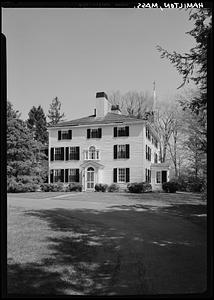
[125,126,129,136]
[68,130,72,139]
[76,147,80,160]
[98,128,102,138]
[114,127,117,137]
[66,147,69,161]
[50,148,54,161]
[113,168,117,183]
[126,144,130,159]
[65,169,68,183]
[58,131,61,140]
[113,145,117,159]
[61,147,64,160]
[50,170,53,183]
[60,169,64,183]
[87,129,90,139]
[76,169,80,182]
[126,168,130,183]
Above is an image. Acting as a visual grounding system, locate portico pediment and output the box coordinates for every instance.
[80,160,104,170]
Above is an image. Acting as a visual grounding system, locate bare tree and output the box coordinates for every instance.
[108,90,153,119]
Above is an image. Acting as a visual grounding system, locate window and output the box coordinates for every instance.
[156,171,161,183]
[87,128,102,139]
[114,144,130,159]
[146,145,151,161]
[69,169,79,182]
[154,153,158,163]
[118,145,126,159]
[118,168,126,182]
[54,148,63,160]
[114,126,129,137]
[89,146,96,159]
[113,168,130,183]
[53,169,62,182]
[146,126,151,141]
[145,168,151,183]
[69,147,79,160]
[58,130,72,140]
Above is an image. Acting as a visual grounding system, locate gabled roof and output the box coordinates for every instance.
[48,112,145,128]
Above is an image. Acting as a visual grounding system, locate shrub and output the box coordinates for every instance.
[95,183,108,192]
[108,183,120,192]
[7,179,39,193]
[66,183,82,192]
[40,182,64,192]
[186,177,204,193]
[162,181,178,193]
[127,182,152,193]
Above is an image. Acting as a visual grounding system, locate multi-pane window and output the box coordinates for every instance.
[114,144,130,159]
[156,171,161,183]
[146,126,158,148]
[58,130,72,140]
[145,168,151,183]
[118,168,126,183]
[69,147,79,160]
[87,128,102,139]
[53,169,61,182]
[118,145,126,158]
[113,168,130,183]
[154,153,158,163]
[146,145,151,161]
[54,148,63,160]
[68,169,78,182]
[114,126,129,137]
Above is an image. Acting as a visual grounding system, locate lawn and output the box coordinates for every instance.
[7,192,207,296]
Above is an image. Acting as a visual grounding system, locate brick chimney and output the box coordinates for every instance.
[95,92,111,117]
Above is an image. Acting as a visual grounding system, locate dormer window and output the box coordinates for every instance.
[114,126,129,137]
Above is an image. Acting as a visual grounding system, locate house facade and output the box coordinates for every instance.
[47,92,170,191]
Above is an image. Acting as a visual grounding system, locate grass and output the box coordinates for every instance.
[7,192,207,296]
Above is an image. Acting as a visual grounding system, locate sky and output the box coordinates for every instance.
[2,8,196,121]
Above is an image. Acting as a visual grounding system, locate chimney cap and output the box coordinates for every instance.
[96,92,108,100]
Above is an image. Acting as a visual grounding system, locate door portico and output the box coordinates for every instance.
[80,161,104,191]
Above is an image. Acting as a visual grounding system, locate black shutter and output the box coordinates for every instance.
[87,129,90,139]
[114,127,117,137]
[65,169,69,183]
[50,170,54,183]
[76,169,80,182]
[60,169,64,183]
[113,168,117,183]
[58,131,61,140]
[126,168,130,183]
[126,144,130,159]
[66,147,69,161]
[98,128,102,138]
[61,147,64,160]
[76,147,80,160]
[51,148,54,161]
[68,130,72,139]
[114,145,117,159]
[125,126,129,136]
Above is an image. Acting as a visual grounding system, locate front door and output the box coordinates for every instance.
[86,167,95,190]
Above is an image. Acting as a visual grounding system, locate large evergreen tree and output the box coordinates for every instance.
[156,8,211,134]
[47,97,65,126]
[7,101,48,187]
[27,105,48,144]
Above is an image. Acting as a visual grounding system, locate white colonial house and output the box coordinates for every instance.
[47,92,170,191]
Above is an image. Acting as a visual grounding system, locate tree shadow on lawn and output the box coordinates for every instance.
[8,206,207,296]
[8,208,152,296]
